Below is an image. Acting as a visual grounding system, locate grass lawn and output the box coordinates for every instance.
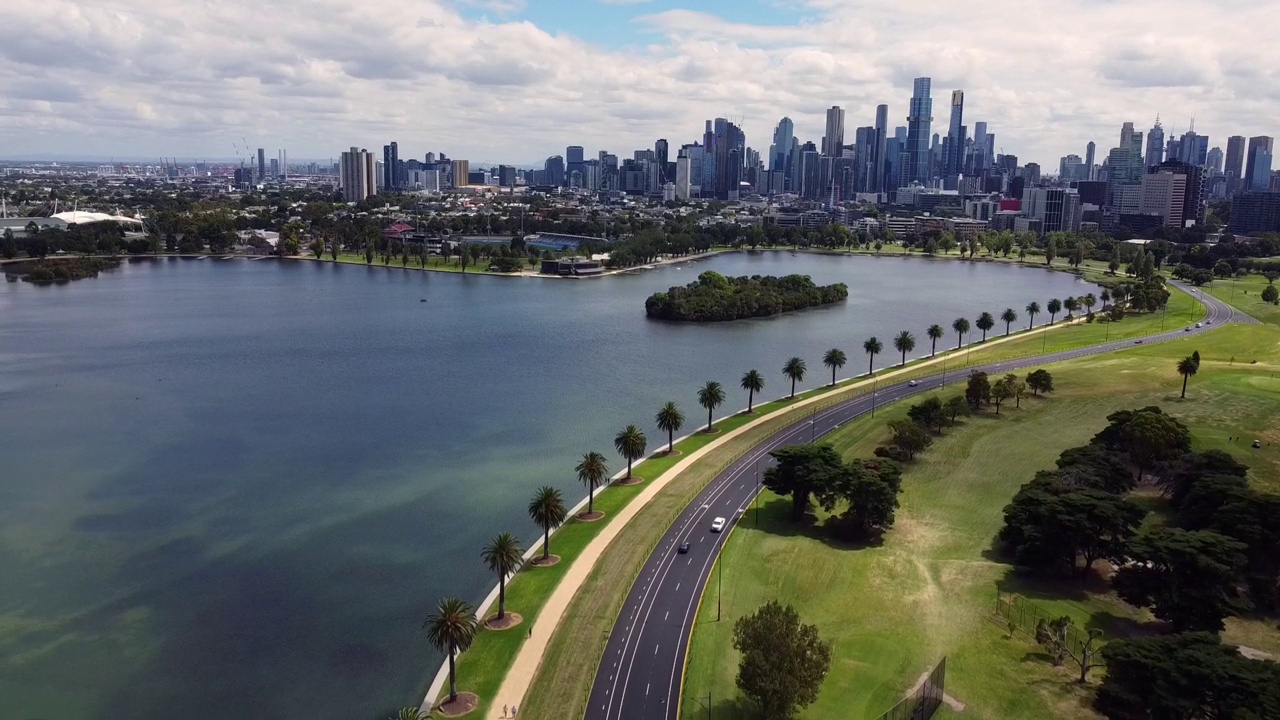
[681,322,1280,720]
[319,252,525,275]
[1198,273,1280,326]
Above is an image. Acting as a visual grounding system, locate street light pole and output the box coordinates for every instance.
[716,550,723,622]
[754,456,760,526]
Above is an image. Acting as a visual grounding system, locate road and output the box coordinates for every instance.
[584,284,1240,720]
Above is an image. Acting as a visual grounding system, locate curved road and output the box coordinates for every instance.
[584,285,1242,720]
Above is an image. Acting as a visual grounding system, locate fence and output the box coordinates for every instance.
[994,590,1096,660]
[873,656,946,720]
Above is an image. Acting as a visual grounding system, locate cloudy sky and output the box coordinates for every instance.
[1,0,1275,166]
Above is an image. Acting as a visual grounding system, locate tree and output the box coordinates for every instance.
[1055,444,1137,494]
[575,451,609,515]
[1176,356,1198,398]
[965,371,991,409]
[783,357,807,398]
[1118,409,1192,481]
[1100,288,1111,309]
[1263,284,1279,305]
[943,395,970,424]
[424,597,479,704]
[862,337,882,376]
[740,370,764,413]
[614,425,647,480]
[763,444,845,522]
[1095,632,1280,720]
[907,397,946,433]
[1035,616,1072,667]
[926,324,944,356]
[655,402,684,453]
[392,708,429,720]
[1011,377,1028,408]
[1025,301,1040,330]
[1045,236,1057,265]
[1113,527,1249,632]
[732,601,832,720]
[1046,298,1063,324]
[887,419,933,459]
[892,330,916,366]
[1157,450,1249,509]
[975,312,995,342]
[1082,293,1097,315]
[991,375,1015,414]
[999,308,1017,336]
[822,348,846,386]
[1026,369,1054,396]
[952,317,970,350]
[481,533,523,621]
[999,475,1144,576]
[527,486,566,560]
[1063,296,1080,319]
[816,458,904,540]
[698,380,726,431]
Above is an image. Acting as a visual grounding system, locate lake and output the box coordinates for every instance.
[0,252,1094,719]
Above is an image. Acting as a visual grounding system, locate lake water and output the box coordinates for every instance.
[0,252,1093,719]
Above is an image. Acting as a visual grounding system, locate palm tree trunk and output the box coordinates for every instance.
[868,356,874,376]
[499,577,506,619]
[957,333,963,350]
[790,378,796,398]
[1006,322,1011,336]
[543,527,549,559]
[832,367,837,386]
[748,389,754,412]
[901,349,907,366]
[982,329,987,342]
[1181,374,1188,398]
[707,406,712,430]
[448,649,457,702]
[668,429,674,453]
[1029,317,1034,330]
[627,457,633,478]
[589,485,594,514]
[931,338,937,356]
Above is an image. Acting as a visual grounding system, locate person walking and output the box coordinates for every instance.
[502,705,509,718]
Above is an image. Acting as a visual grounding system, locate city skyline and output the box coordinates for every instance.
[1,0,1277,167]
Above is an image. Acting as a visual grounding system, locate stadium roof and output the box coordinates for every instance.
[50,211,144,226]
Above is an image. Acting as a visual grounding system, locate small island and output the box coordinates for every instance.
[7,257,121,285]
[645,270,848,322]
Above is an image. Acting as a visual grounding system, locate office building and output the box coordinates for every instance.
[1246,136,1275,191]
[1225,136,1246,194]
[654,139,669,184]
[1230,191,1280,234]
[769,116,794,179]
[904,77,933,186]
[944,90,966,182]
[822,106,845,159]
[1139,170,1188,228]
[451,159,470,188]
[1085,141,1096,180]
[1024,162,1041,186]
[544,155,565,187]
[1023,187,1082,233]
[339,147,376,203]
[257,148,266,180]
[1177,130,1209,167]
[706,117,745,200]
[1145,118,1164,169]
[675,153,692,200]
[566,146,584,186]
[382,142,399,191]
[971,121,989,174]
[1107,122,1145,212]
[799,142,820,200]
[870,104,889,193]
[1153,160,1206,227]
[1059,154,1087,182]
[1207,146,1224,174]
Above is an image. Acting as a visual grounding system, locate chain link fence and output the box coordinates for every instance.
[994,590,1097,661]
[872,657,946,720]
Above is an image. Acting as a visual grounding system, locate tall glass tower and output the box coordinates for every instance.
[905,77,933,186]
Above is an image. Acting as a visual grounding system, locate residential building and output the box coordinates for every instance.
[1085,141,1096,180]
[870,104,889,193]
[904,77,933,186]
[943,90,966,184]
[339,147,376,203]
[1139,170,1188,228]
[822,106,845,159]
[451,159,470,188]
[675,154,692,200]
[382,142,398,191]
[257,148,266,180]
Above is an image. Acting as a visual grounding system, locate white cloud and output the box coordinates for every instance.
[0,0,1274,166]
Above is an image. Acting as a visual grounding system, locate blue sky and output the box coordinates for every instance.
[457,1,807,43]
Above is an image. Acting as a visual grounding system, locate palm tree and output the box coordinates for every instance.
[952,317,970,350]
[424,597,478,704]
[1046,298,1062,324]
[528,486,566,560]
[893,331,916,366]
[822,348,847,386]
[1100,289,1111,310]
[1177,356,1199,398]
[740,370,764,413]
[862,337,883,375]
[783,357,807,398]
[1082,293,1097,315]
[1000,308,1017,336]
[575,451,609,514]
[1064,296,1080,319]
[481,533,523,621]
[1112,285,1129,308]
[392,708,429,720]
[655,402,684,453]
[613,425,647,480]
[1025,301,1041,330]
[926,324,945,356]
[975,312,995,342]
[698,380,726,430]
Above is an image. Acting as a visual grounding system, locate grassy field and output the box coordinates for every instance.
[1198,273,1280,326]
[681,322,1280,720]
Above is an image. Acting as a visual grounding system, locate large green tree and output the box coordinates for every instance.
[1113,527,1250,632]
[481,533,523,620]
[575,451,609,515]
[763,444,844,522]
[613,425,647,480]
[424,597,479,704]
[783,357,807,398]
[975,311,995,342]
[698,380,726,430]
[740,370,764,413]
[1026,369,1054,396]
[1176,355,1198,398]
[998,474,1144,577]
[732,601,832,720]
[814,458,903,540]
[527,486,567,560]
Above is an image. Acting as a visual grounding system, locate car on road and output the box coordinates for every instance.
[678,540,690,554]
[1134,339,1143,344]
[1196,322,1203,328]
[710,517,726,532]
[908,379,919,387]
[1184,326,1192,332]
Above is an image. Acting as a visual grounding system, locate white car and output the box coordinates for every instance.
[908,379,919,387]
[710,517,726,532]
[1196,322,1202,328]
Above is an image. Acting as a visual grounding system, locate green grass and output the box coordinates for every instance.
[681,322,1280,720]
[319,252,521,275]
[1197,273,1280,326]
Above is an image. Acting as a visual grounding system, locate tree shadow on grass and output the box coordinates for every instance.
[994,568,1111,603]
[742,498,885,550]
[1086,611,1161,639]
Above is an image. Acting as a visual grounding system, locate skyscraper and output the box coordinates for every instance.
[1145,118,1164,169]
[382,142,399,191]
[451,159,470,188]
[1246,136,1275,191]
[654,139,669,184]
[1177,129,1208,167]
[871,104,889,193]
[339,147,376,202]
[1225,136,1246,194]
[544,155,565,187]
[1207,147,1224,174]
[769,117,793,173]
[904,77,933,186]
[1085,141,1096,180]
[971,121,989,174]
[822,106,845,159]
[566,146,585,187]
[944,90,965,182]
[257,148,266,180]
[1107,122,1145,212]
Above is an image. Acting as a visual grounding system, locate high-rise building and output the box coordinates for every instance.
[339,147,376,202]
[257,148,266,180]
[1246,136,1275,191]
[1145,118,1164,169]
[451,159,470,188]
[1139,170,1188,228]
[944,90,965,182]
[822,106,845,159]
[1023,187,1082,233]
[871,104,889,193]
[707,117,745,200]
[675,152,692,200]
[1225,136,1247,194]
[566,146,585,186]
[1085,141,1097,180]
[1059,154,1087,182]
[853,126,875,193]
[1153,160,1206,228]
[799,142,820,200]
[769,117,794,175]
[1231,191,1280,234]
[1108,122,1146,212]
[382,142,399,191]
[1024,162,1041,186]
[1207,147,1224,174]
[904,77,933,186]
[544,155,565,187]
[654,139,669,184]
[971,121,989,174]
[1178,130,1209,167]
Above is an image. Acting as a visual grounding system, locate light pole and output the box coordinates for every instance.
[716,548,723,621]
[754,455,761,526]
[871,376,878,417]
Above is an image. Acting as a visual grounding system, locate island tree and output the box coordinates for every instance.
[740,371,764,413]
[698,380,726,430]
[481,533,523,621]
[733,601,832,720]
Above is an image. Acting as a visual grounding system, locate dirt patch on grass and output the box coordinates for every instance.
[576,510,606,522]
[528,555,561,568]
[616,476,646,486]
[484,612,524,631]
[435,692,478,717]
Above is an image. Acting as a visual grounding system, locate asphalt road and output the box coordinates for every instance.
[585,284,1241,720]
